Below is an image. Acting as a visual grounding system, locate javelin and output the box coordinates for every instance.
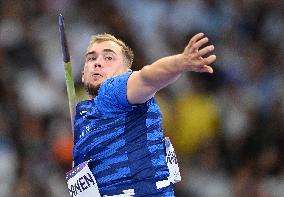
[58,14,76,134]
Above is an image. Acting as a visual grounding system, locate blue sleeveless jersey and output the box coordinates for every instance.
[73,72,174,196]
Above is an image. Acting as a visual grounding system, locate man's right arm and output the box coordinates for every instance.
[127,33,216,104]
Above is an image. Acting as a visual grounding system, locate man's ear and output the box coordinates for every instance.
[81,71,85,83]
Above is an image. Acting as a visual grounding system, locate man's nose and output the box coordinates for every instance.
[94,63,101,68]
[94,57,102,68]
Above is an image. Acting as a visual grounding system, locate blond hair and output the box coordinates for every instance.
[87,33,134,68]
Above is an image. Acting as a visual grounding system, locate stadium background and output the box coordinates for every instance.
[0,0,283,196]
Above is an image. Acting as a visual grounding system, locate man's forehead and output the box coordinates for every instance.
[87,40,122,54]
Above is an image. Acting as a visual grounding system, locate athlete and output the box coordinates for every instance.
[72,33,216,196]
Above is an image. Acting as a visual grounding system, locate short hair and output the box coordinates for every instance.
[87,33,134,68]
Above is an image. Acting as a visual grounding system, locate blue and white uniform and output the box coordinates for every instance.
[73,72,174,196]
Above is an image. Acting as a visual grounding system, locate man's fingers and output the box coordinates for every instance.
[198,45,215,57]
[191,37,209,52]
[184,33,216,74]
[187,32,204,48]
[199,65,214,73]
[203,55,217,65]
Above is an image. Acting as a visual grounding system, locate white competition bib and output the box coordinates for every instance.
[164,137,181,183]
[156,137,181,189]
[66,161,101,197]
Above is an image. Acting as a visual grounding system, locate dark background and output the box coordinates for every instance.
[0,0,283,196]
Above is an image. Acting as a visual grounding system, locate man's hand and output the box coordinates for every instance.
[177,33,216,73]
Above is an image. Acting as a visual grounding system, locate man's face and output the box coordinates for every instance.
[82,41,129,96]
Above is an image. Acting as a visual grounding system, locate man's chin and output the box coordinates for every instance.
[84,83,101,97]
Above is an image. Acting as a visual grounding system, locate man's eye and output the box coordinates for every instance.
[87,57,96,61]
[105,56,113,61]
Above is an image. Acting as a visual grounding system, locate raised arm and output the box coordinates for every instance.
[127,33,216,104]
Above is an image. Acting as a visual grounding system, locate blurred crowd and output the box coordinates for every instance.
[0,0,284,196]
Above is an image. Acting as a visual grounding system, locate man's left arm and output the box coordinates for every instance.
[127,33,216,104]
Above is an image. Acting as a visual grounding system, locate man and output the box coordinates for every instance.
[72,33,216,196]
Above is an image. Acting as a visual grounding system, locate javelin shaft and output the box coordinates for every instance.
[64,61,76,133]
[59,14,76,134]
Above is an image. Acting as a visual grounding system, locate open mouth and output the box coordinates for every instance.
[92,73,103,80]
[93,72,103,77]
